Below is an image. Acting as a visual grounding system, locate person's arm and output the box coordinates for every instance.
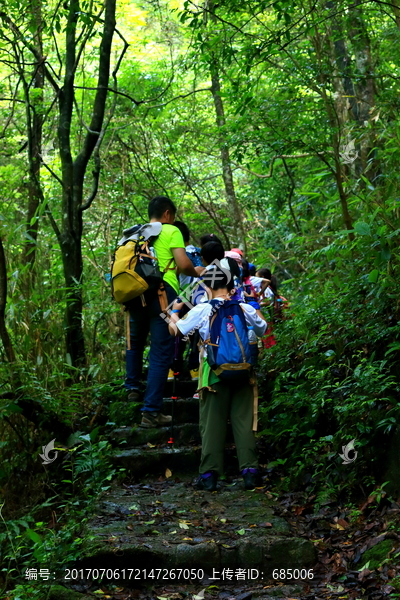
[169,302,209,337]
[259,278,271,296]
[242,304,267,336]
[168,301,184,336]
[260,286,273,306]
[172,247,199,278]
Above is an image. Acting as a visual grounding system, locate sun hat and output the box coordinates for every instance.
[224,250,242,265]
[230,248,244,256]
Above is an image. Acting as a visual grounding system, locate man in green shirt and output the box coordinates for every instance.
[126,196,201,428]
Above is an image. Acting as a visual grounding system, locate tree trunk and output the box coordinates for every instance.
[393,0,400,29]
[60,231,86,367]
[0,236,17,367]
[311,21,354,240]
[210,63,247,254]
[23,0,43,274]
[56,0,116,368]
[347,0,377,179]
[207,2,246,253]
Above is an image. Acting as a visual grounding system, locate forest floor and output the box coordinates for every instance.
[48,377,400,600]
[50,473,400,600]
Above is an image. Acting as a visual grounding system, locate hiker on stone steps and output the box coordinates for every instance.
[126,196,203,429]
[168,265,267,491]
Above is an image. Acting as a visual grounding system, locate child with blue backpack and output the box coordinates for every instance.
[168,264,267,491]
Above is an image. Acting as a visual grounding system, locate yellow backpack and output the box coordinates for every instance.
[111,240,150,304]
[110,223,174,307]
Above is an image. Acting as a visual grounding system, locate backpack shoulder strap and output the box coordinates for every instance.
[163,257,176,272]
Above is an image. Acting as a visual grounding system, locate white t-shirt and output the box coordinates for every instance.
[263,287,275,301]
[249,276,265,294]
[176,298,267,349]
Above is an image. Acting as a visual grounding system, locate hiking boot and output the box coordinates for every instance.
[127,389,140,401]
[242,468,262,490]
[168,369,175,381]
[140,412,172,428]
[190,369,199,381]
[196,471,218,491]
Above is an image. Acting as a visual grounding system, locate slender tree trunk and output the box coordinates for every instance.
[347,0,377,179]
[56,0,116,368]
[282,159,300,233]
[210,64,247,254]
[311,21,354,240]
[393,0,400,29]
[207,2,246,253]
[23,0,43,274]
[0,237,17,367]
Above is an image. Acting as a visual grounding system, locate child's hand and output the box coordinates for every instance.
[194,265,206,276]
[172,301,184,312]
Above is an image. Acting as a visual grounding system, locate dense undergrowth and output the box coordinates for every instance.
[0,429,119,599]
[258,226,400,506]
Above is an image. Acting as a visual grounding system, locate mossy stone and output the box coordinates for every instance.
[360,539,394,570]
[391,576,400,590]
[108,401,140,426]
[47,584,93,600]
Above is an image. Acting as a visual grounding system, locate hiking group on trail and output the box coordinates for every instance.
[111,196,289,492]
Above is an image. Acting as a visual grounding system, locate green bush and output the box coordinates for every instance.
[258,259,400,501]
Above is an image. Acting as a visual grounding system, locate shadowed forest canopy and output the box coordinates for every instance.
[1,0,400,596]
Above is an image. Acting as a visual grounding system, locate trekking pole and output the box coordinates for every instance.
[168,336,180,446]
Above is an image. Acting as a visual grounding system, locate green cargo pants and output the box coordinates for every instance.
[199,379,258,475]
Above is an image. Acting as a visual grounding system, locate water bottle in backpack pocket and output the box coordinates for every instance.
[247,325,259,364]
[206,299,254,380]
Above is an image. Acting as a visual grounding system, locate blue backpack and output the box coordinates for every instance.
[206,299,253,380]
[186,246,203,268]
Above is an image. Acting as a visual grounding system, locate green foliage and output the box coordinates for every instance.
[258,242,400,498]
[1,0,400,591]
[0,435,117,594]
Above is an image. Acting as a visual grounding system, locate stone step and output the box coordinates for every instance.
[110,423,201,447]
[112,444,261,478]
[162,396,199,423]
[77,480,317,582]
[108,396,198,427]
[112,446,202,477]
[164,378,198,399]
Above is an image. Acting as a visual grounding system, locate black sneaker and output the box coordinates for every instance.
[127,389,140,401]
[196,471,218,491]
[242,468,262,490]
[140,412,172,428]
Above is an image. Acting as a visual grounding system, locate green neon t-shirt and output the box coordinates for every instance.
[153,224,185,294]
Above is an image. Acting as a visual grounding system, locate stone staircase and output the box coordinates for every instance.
[72,378,317,587]
[109,379,201,477]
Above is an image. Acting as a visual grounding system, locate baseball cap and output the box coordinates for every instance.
[224,251,242,265]
[230,248,244,256]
